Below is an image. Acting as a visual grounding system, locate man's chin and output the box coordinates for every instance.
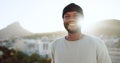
[64,25,80,34]
[67,30,78,34]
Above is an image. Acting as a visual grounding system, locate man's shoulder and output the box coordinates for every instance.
[51,36,65,46]
[84,34,104,45]
[55,36,65,42]
[84,34,100,40]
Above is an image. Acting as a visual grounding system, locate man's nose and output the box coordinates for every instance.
[67,18,76,22]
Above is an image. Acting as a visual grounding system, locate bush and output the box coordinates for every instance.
[0,46,51,63]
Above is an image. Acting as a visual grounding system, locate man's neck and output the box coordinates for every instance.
[65,32,83,41]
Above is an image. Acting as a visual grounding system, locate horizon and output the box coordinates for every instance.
[0,19,120,34]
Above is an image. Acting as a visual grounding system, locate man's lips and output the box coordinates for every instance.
[68,23,77,30]
[69,23,76,26]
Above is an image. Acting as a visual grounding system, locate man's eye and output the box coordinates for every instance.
[74,14,79,17]
[65,16,70,18]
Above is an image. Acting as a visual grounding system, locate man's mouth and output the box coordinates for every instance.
[68,22,77,30]
[69,23,76,26]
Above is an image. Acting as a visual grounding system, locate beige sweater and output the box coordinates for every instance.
[51,35,112,63]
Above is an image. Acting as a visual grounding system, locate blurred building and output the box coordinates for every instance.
[13,36,51,57]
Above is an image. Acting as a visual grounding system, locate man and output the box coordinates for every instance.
[51,3,112,63]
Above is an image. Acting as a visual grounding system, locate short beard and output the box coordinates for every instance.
[64,24,79,34]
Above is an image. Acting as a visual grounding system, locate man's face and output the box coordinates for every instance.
[63,11,83,34]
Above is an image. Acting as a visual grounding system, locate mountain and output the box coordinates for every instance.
[24,31,67,39]
[0,22,33,40]
[88,19,120,36]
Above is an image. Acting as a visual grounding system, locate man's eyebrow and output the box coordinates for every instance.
[64,14,70,16]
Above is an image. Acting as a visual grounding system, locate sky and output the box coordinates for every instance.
[0,0,120,33]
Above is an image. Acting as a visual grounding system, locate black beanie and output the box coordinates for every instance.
[62,3,84,18]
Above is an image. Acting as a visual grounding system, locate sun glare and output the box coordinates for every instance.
[80,19,97,34]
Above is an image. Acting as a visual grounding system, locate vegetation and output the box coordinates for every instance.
[0,46,51,63]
